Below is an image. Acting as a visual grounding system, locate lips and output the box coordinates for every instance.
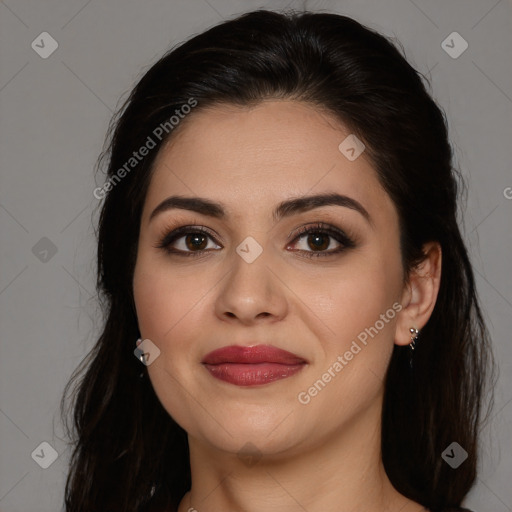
[202,345,307,386]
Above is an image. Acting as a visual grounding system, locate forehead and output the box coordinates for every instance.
[144,100,391,221]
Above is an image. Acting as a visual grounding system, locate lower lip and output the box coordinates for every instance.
[203,363,305,386]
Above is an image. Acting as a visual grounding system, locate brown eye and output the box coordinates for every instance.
[184,233,208,251]
[287,223,356,258]
[156,226,222,256]
[306,233,330,251]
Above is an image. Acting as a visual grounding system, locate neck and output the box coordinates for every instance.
[177,396,424,512]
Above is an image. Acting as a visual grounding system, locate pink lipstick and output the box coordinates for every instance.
[202,345,306,386]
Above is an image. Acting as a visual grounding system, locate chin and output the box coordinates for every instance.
[178,404,309,456]
[197,426,304,460]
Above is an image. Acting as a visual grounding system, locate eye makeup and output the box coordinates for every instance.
[153,220,357,259]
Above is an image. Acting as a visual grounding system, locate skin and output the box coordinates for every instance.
[133,100,441,512]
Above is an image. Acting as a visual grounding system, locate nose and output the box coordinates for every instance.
[214,243,288,326]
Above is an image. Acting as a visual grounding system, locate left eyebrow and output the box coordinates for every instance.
[149,192,372,226]
[273,192,372,226]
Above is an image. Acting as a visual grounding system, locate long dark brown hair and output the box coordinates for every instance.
[61,9,496,512]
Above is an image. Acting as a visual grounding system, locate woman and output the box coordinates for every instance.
[61,9,496,512]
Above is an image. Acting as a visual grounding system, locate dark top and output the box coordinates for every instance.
[437,508,474,512]
[154,505,475,511]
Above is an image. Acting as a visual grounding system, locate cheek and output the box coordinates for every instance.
[302,254,403,409]
[293,261,402,424]
[133,255,221,369]
[133,268,180,339]
[133,260,209,428]
[134,265,200,346]
[297,254,402,345]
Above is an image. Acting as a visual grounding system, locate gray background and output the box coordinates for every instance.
[1,1,511,511]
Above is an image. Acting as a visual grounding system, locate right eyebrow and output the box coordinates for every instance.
[149,196,225,222]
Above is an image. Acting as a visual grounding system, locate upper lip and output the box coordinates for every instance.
[202,345,307,365]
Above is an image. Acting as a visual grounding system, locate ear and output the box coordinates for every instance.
[395,241,442,346]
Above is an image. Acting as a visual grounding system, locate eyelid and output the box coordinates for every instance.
[288,222,353,242]
[154,221,356,257]
[154,224,222,252]
[286,222,356,255]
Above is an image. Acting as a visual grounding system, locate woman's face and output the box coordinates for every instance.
[133,100,407,457]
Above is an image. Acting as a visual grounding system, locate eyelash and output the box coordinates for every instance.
[154,222,356,259]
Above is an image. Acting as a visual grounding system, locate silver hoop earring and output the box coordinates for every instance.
[409,327,419,369]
